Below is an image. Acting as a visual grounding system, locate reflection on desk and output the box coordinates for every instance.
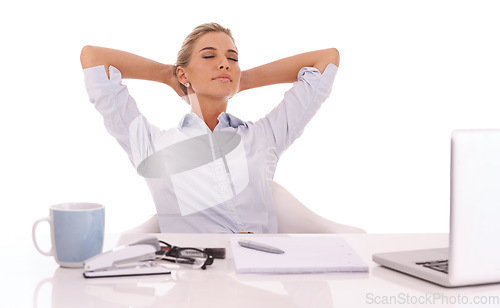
[27,233,500,308]
[35,266,337,308]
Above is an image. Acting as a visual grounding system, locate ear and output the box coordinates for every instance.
[176,66,188,84]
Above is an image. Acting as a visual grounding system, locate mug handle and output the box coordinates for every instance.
[32,217,54,256]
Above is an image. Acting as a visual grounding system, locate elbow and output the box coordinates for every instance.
[313,48,340,73]
[80,45,96,69]
[325,48,340,67]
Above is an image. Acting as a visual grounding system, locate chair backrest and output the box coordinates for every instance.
[124,182,365,234]
[272,182,365,233]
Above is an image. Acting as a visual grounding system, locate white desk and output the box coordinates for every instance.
[11,233,500,307]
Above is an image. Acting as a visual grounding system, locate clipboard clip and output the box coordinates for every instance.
[83,236,171,278]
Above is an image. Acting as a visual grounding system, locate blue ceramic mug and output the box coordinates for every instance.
[32,203,105,268]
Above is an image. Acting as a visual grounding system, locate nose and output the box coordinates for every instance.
[218,57,230,70]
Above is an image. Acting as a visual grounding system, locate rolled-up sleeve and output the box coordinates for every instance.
[83,65,150,164]
[255,63,338,157]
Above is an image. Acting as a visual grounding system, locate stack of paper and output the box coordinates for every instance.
[230,236,368,274]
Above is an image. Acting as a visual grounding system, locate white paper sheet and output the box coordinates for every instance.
[230,236,368,274]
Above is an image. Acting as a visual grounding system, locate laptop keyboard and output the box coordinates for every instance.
[416,259,449,274]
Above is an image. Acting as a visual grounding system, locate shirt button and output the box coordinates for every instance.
[229,207,234,212]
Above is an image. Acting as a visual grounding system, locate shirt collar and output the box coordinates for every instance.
[178,112,246,130]
[216,112,246,129]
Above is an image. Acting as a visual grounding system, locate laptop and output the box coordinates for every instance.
[373,129,500,287]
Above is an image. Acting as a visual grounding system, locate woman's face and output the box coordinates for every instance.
[182,32,241,101]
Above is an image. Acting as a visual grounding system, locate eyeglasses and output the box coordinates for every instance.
[157,241,214,270]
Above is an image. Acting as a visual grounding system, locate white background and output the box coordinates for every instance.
[2,0,500,252]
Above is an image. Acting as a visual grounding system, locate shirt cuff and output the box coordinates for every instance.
[84,64,123,86]
[83,65,124,101]
[297,63,338,81]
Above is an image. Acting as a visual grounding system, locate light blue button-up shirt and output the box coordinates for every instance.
[84,63,337,233]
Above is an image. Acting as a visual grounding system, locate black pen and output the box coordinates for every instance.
[238,240,285,254]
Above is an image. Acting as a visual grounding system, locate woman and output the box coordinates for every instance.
[81,23,339,233]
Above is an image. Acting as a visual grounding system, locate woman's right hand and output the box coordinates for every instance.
[164,64,190,104]
[163,64,184,97]
[80,46,189,102]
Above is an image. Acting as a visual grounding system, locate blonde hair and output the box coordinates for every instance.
[175,23,236,95]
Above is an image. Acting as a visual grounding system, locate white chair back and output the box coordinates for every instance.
[124,182,365,234]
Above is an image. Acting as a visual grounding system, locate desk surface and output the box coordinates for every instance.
[9,233,500,307]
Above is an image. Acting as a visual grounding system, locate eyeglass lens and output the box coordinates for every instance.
[175,249,208,269]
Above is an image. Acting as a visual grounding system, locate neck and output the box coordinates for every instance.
[189,93,228,131]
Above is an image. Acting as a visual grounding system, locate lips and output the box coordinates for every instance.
[212,74,232,83]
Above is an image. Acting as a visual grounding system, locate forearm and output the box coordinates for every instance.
[80,45,174,85]
[239,48,339,92]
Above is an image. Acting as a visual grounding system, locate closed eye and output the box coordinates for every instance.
[202,55,238,62]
